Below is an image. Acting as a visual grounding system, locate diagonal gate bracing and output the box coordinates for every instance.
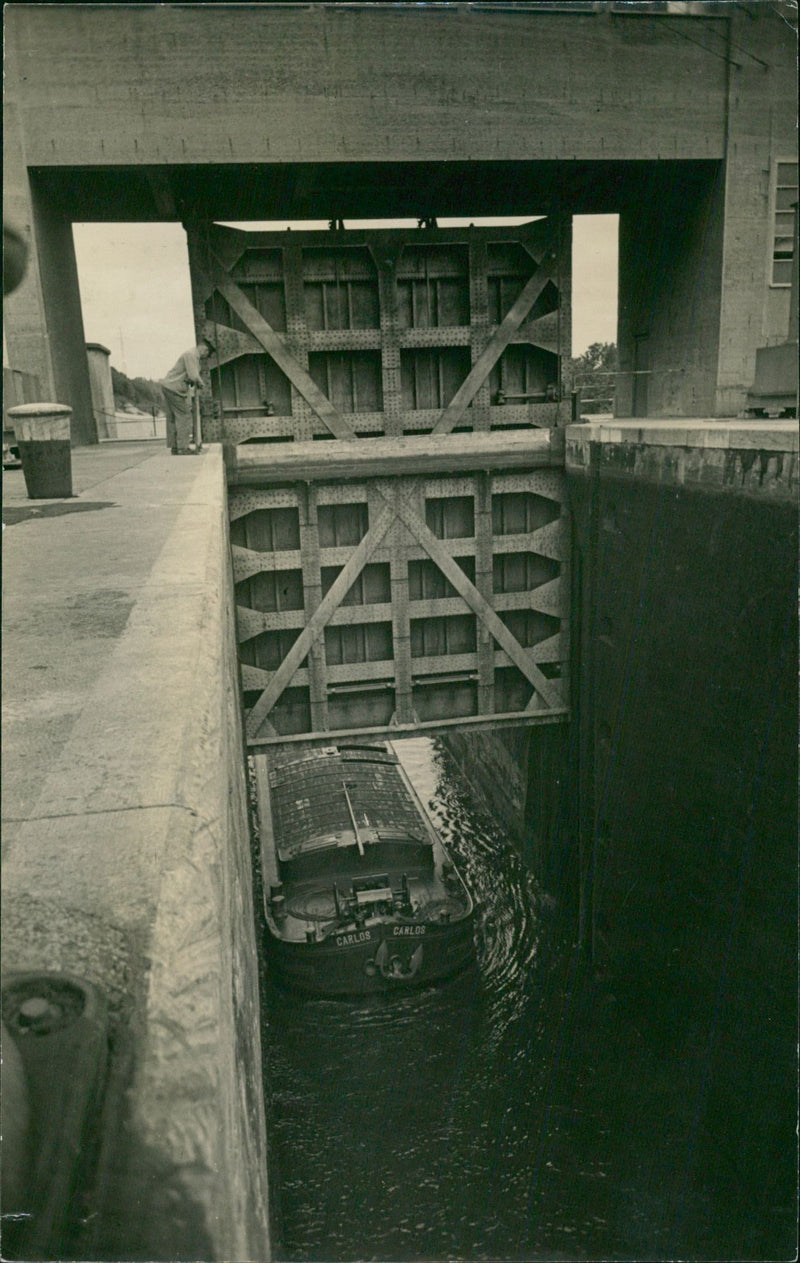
[188,218,571,745]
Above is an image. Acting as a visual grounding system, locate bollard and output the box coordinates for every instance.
[1,973,108,1259]
[8,403,73,499]
[0,1021,30,1220]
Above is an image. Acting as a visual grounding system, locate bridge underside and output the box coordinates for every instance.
[33,158,711,222]
[12,158,729,453]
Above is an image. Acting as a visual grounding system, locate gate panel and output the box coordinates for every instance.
[188,220,571,746]
[188,218,571,444]
[229,459,568,746]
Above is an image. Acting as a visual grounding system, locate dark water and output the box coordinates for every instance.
[260,738,793,1262]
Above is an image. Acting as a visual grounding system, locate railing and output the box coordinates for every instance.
[571,371,616,417]
[103,411,166,440]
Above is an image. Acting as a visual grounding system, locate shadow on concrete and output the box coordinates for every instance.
[2,501,118,527]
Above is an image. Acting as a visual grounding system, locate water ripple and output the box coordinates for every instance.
[263,736,577,1261]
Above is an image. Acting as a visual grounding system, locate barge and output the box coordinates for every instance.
[259,743,474,995]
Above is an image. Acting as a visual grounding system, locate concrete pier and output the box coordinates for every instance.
[564,417,796,1251]
[566,418,798,499]
[2,443,270,1260]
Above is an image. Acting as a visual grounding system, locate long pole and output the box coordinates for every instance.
[342,783,364,857]
[192,388,202,451]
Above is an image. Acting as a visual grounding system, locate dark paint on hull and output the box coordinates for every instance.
[269,916,475,997]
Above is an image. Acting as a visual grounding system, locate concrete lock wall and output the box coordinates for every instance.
[426,430,794,1262]
[1,449,271,1259]
[562,420,798,1252]
[451,419,798,1254]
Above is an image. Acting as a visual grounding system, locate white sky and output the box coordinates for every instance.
[72,215,618,380]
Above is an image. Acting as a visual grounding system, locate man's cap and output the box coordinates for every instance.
[200,322,218,351]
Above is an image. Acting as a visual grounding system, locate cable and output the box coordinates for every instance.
[700,16,770,68]
[660,18,743,66]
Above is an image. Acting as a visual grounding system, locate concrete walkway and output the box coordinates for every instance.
[2,443,270,1260]
[3,442,188,850]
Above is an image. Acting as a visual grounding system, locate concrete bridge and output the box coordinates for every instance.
[4,3,796,438]
[2,4,797,1261]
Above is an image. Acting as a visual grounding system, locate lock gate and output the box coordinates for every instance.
[187,218,572,747]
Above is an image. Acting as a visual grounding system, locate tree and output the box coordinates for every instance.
[132,377,165,410]
[569,342,617,415]
[111,366,134,406]
[111,366,164,413]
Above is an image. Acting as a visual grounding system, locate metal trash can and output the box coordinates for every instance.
[8,403,73,499]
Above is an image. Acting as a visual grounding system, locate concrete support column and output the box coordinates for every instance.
[4,42,96,445]
[716,8,798,416]
[29,176,96,445]
[4,182,96,445]
[3,84,55,401]
[617,164,724,419]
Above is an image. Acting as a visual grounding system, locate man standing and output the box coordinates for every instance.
[159,335,215,454]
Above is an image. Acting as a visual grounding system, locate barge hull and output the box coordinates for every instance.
[268,918,475,997]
